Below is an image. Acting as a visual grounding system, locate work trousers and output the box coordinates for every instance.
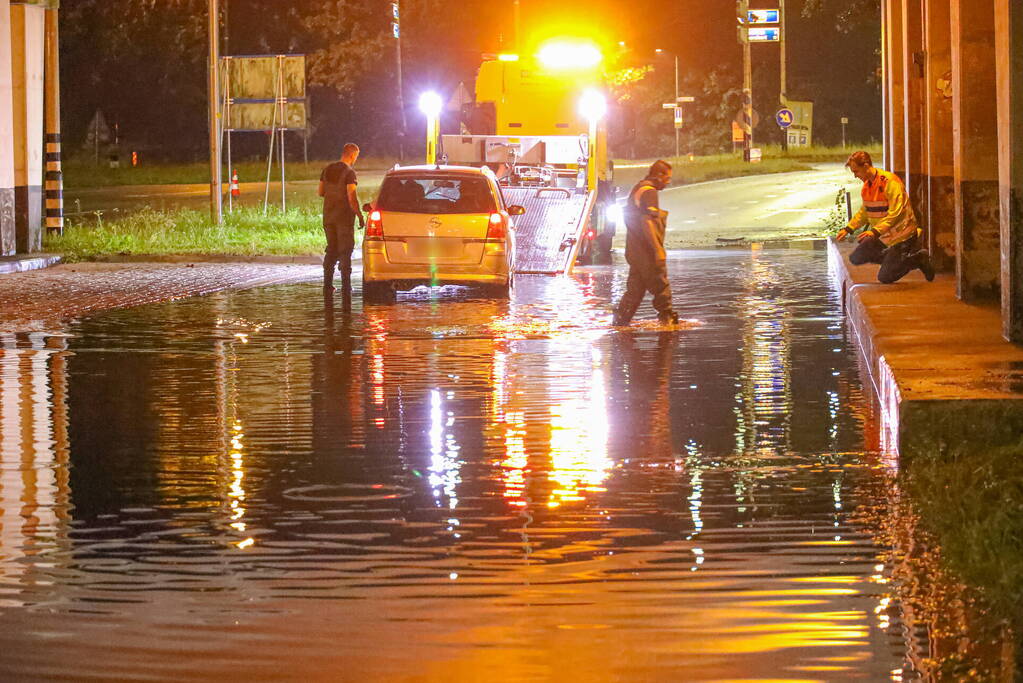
[849,233,922,284]
[613,257,674,325]
[323,217,356,290]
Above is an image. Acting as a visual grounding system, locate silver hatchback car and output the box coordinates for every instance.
[362,165,523,301]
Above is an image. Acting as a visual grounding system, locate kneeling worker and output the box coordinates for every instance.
[612,159,679,326]
[837,150,934,283]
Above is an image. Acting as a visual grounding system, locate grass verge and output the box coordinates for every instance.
[63,157,398,188]
[46,205,328,262]
[614,154,814,187]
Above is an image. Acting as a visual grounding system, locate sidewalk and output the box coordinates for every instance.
[0,261,320,333]
[828,239,1023,458]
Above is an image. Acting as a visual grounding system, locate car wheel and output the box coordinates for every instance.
[363,281,395,303]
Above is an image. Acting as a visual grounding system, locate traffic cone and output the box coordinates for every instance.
[230,170,240,198]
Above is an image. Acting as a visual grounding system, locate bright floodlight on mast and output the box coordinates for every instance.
[419,91,443,165]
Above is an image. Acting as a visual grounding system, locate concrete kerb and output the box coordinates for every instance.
[0,253,62,274]
[827,238,1023,458]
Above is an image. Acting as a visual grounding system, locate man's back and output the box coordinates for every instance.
[321,161,357,226]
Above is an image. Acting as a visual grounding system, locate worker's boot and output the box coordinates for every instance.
[323,266,336,293]
[657,310,679,325]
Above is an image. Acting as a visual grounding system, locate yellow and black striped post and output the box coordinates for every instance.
[44,5,62,234]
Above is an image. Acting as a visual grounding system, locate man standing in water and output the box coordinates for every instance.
[612,159,679,326]
[319,143,366,294]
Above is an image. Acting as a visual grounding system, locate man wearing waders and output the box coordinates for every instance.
[319,143,365,294]
[612,160,679,326]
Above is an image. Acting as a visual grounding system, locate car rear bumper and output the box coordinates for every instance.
[362,241,512,287]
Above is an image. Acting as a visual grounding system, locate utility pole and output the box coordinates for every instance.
[392,2,407,160]
[207,0,223,224]
[779,0,786,102]
[674,55,680,159]
[740,0,753,162]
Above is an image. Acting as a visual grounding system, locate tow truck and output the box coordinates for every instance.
[435,39,616,275]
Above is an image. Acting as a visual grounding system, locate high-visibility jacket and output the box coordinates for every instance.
[624,179,668,262]
[848,168,919,246]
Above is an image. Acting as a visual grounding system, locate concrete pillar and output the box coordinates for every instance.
[952,0,1001,301]
[902,0,927,235]
[995,0,1023,342]
[0,0,15,256]
[9,1,45,254]
[886,0,907,178]
[923,0,955,268]
[880,0,891,171]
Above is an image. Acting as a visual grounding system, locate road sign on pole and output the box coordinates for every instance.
[748,27,781,42]
[776,108,794,128]
[674,107,683,129]
[748,9,779,23]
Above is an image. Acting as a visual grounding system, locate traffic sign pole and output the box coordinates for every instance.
[780,0,787,152]
[743,0,753,162]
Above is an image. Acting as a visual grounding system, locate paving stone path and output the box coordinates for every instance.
[0,262,321,333]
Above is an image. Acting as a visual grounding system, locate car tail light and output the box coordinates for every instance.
[366,210,383,240]
[486,212,507,240]
[586,230,595,239]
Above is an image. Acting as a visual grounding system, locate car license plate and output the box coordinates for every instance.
[409,238,462,258]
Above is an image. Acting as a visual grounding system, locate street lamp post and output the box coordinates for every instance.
[420,92,443,165]
[656,49,681,159]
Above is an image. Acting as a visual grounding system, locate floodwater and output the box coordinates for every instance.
[0,248,959,680]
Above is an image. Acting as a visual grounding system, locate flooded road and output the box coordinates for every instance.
[0,248,955,680]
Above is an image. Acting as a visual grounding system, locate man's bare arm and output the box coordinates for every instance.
[347,183,364,226]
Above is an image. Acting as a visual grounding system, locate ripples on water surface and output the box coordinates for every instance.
[0,249,928,680]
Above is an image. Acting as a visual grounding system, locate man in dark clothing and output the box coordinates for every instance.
[612,160,679,326]
[319,143,365,293]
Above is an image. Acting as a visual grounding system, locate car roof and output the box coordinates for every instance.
[384,164,492,178]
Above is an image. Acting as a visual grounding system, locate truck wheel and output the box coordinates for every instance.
[575,238,593,266]
[363,281,395,303]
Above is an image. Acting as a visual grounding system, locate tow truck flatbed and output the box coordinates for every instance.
[503,187,595,275]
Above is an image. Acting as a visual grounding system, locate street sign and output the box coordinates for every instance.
[748,9,780,24]
[776,108,794,128]
[748,27,781,42]
[841,116,849,124]
[750,148,762,163]
[731,121,745,143]
[677,96,695,103]
[674,106,683,129]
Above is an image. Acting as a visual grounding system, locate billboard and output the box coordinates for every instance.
[222,55,307,131]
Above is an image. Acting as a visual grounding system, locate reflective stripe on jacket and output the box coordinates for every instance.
[847,168,919,246]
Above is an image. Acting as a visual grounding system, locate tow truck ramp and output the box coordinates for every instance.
[504,187,596,275]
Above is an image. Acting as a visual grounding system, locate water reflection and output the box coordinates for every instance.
[0,250,1010,680]
[0,332,71,609]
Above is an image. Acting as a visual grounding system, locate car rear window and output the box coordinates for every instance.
[377,176,497,214]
